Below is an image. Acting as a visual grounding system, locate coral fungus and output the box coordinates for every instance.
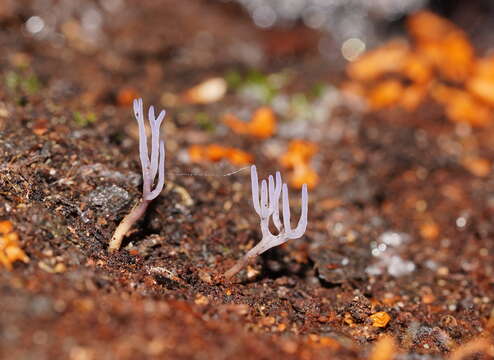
[224,165,308,280]
[109,98,166,252]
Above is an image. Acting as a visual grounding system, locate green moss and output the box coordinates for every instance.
[220,245,232,256]
[73,111,97,127]
[4,70,41,95]
[195,112,215,132]
[5,71,20,91]
[224,68,292,104]
[23,74,41,95]
[225,70,243,89]
[309,82,326,99]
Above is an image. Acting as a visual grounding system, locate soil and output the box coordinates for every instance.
[0,1,493,359]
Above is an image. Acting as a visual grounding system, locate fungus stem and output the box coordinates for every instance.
[108,199,149,253]
[224,254,251,281]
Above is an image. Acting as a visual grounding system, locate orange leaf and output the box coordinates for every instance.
[247,107,276,139]
[290,164,319,190]
[205,144,229,162]
[400,84,428,111]
[187,144,253,166]
[223,107,276,139]
[188,145,205,162]
[465,56,494,105]
[431,84,492,127]
[467,77,494,106]
[369,336,397,360]
[408,11,457,43]
[347,41,410,82]
[0,222,29,271]
[0,220,14,235]
[222,114,249,135]
[403,54,432,84]
[226,148,253,165]
[368,80,404,110]
[280,140,318,169]
[473,56,494,79]
[462,156,491,177]
[117,88,138,107]
[280,140,319,189]
[408,11,474,82]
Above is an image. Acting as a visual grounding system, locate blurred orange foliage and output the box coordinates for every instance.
[344,10,494,127]
[188,144,253,166]
[407,11,474,82]
[280,140,319,189]
[400,84,428,111]
[367,80,404,110]
[0,220,29,271]
[190,105,321,188]
[403,54,432,84]
[461,156,491,177]
[117,88,138,106]
[222,107,276,139]
[448,337,494,360]
[290,165,319,190]
[431,84,492,127]
[347,41,410,82]
[369,336,397,360]
[280,140,317,168]
[466,56,494,106]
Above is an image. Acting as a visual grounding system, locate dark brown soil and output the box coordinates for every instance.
[0,1,493,359]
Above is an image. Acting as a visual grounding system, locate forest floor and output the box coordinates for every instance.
[0,1,493,359]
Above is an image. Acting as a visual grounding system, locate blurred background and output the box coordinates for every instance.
[5,0,494,60]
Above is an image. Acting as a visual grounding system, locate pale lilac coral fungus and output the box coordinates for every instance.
[224,165,308,280]
[109,98,166,252]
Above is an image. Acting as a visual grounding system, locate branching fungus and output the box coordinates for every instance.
[224,165,308,280]
[108,98,166,252]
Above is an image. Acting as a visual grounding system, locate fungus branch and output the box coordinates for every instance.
[108,98,166,252]
[224,165,308,280]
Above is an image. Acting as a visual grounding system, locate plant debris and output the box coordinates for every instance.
[0,220,29,271]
